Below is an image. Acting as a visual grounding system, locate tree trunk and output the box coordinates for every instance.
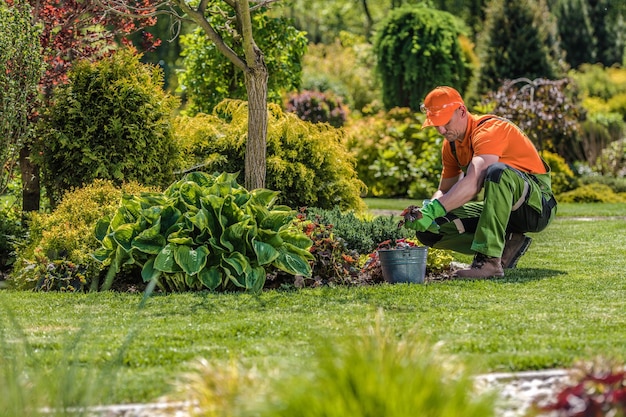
[19,145,40,213]
[243,55,268,191]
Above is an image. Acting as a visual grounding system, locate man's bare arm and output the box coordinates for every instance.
[436,154,499,212]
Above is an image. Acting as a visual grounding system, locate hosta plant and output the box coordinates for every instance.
[93,172,314,293]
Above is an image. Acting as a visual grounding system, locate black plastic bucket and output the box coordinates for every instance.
[378,247,428,284]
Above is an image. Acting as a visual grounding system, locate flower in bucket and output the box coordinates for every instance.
[361,238,419,282]
[361,239,454,283]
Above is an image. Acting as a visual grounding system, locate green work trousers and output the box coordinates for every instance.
[416,163,557,257]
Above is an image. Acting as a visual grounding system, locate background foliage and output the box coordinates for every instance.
[300,32,382,115]
[472,0,564,97]
[345,108,442,198]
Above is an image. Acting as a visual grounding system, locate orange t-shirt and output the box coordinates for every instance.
[441,114,547,179]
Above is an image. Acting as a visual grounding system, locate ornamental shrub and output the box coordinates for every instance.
[36,48,180,206]
[374,5,470,111]
[285,90,348,128]
[174,100,366,211]
[345,107,442,198]
[304,206,409,255]
[9,180,154,290]
[479,78,583,163]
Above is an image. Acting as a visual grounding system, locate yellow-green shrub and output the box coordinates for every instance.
[10,180,155,290]
[557,183,626,203]
[174,99,366,212]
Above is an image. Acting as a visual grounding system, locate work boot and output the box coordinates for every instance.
[501,233,532,269]
[454,253,504,279]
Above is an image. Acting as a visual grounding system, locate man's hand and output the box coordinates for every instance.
[399,199,446,232]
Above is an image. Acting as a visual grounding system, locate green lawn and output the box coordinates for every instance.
[1,202,626,405]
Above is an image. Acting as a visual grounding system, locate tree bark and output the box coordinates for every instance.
[244,58,268,191]
[19,145,40,213]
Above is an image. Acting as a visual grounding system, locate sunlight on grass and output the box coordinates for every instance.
[1,215,625,407]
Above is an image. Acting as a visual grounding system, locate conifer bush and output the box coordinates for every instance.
[304,207,408,255]
[36,48,179,206]
[374,5,470,111]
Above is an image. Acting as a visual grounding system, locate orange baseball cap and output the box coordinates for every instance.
[421,86,464,128]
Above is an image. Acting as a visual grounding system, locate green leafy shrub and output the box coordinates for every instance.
[179,10,307,115]
[285,89,348,128]
[540,150,578,194]
[345,108,442,198]
[374,4,470,111]
[174,100,366,211]
[37,48,179,206]
[94,172,314,293]
[557,183,626,203]
[10,180,154,290]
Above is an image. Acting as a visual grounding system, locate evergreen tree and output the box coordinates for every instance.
[550,0,596,69]
[474,0,565,96]
[374,5,470,111]
[588,0,625,66]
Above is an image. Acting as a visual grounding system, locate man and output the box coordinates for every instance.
[401,86,557,278]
